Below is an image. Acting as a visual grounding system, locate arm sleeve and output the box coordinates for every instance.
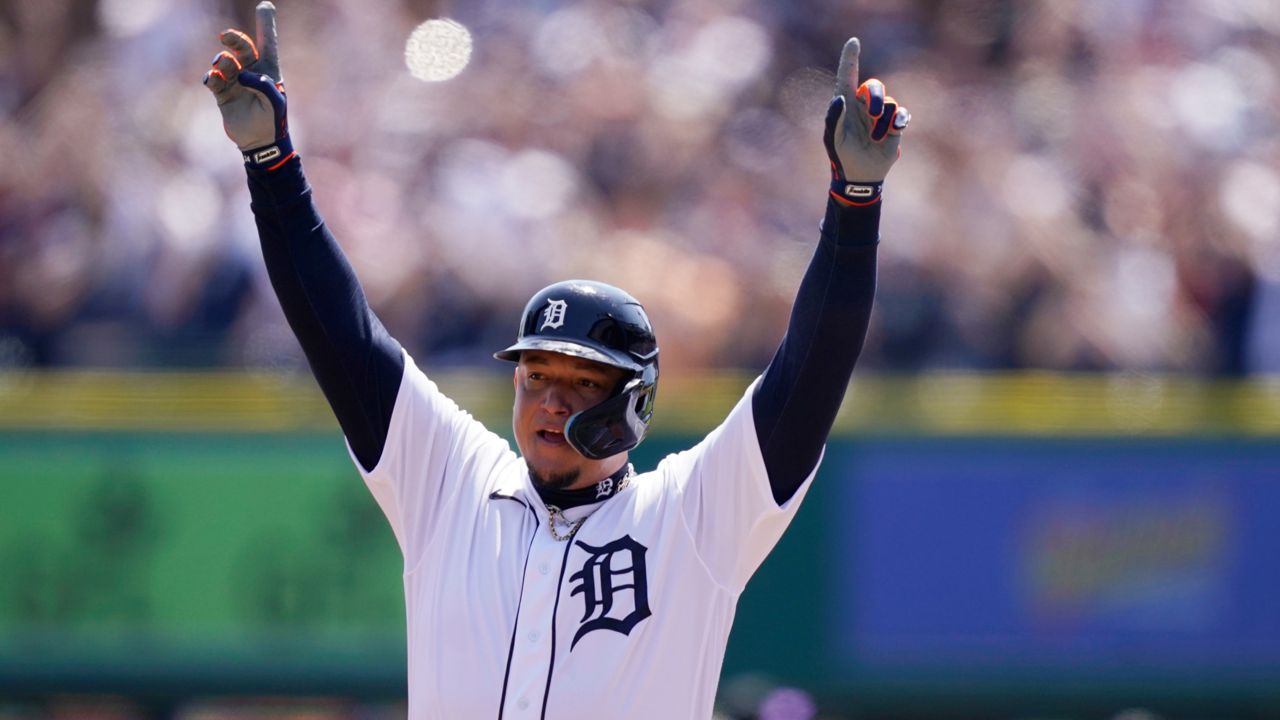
[246,156,405,472]
[752,197,880,504]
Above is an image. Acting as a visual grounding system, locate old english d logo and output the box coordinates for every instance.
[568,535,651,650]
[540,299,567,330]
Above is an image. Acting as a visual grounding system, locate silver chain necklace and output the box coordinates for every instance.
[546,464,634,541]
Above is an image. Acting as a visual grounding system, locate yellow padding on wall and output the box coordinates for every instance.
[0,371,1278,436]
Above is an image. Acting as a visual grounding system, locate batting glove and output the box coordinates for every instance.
[824,38,910,206]
[202,2,294,172]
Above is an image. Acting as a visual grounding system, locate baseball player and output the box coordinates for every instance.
[204,3,907,717]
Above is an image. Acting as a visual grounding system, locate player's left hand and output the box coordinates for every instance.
[824,38,911,206]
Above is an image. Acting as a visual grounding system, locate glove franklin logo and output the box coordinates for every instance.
[251,146,282,165]
[568,535,651,650]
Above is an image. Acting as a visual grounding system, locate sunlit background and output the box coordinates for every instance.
[2,0,1279,718]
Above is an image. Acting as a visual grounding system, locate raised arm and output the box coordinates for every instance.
[203,3,404,471]
[753,38,910,503]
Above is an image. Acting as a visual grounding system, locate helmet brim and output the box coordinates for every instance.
[494,338,644,373]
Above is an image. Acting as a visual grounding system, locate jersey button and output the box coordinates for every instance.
[517,697,529,711]
[528,630,539,642]
[539,562,550,575]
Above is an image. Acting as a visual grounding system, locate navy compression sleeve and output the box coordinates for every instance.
[753,197,879,504]
[247,156,405,472]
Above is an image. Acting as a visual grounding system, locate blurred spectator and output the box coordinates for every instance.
[1,0,1277,374]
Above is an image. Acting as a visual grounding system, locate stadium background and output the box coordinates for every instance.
[3,0,1279,718]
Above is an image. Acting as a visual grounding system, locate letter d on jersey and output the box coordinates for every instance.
[568,535,652,650]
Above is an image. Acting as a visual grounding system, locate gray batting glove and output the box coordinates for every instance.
[202,2,294,171]
[823,38,911,206]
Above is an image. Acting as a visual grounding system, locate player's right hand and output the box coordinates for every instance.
[823,38,911,206]
[202,1,294,171]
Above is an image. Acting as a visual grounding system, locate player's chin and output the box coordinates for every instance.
[531,443,576,466]
[526,458,581,491]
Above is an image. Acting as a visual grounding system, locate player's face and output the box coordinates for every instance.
[513,350,630,491]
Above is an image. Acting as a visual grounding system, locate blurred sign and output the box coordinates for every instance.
[834,439,1280,675]
[0,433,406,692]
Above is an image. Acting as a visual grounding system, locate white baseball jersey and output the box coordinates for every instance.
[352,351,818,719]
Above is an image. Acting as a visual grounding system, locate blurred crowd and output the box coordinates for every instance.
[2,0,1278,374]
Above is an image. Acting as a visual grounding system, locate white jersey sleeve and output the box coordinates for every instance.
[347,350,518,567]
[663,375,821,591]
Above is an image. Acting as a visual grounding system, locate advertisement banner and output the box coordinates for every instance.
[835,438,1280,677]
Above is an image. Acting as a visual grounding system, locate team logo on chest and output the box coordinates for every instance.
[540,299,568,330]
[568,534,651,650]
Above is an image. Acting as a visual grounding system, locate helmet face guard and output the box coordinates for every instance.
[495,280,659,460]
[565,363,658,460]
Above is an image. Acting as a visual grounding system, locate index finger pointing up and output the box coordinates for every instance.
[255,1,282,81]
[835,37,860,97]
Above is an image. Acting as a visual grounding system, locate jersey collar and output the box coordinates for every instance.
[489,460,634,510]
[534,463,633,510]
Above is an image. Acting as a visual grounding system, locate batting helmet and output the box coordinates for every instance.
[495,280,659,460]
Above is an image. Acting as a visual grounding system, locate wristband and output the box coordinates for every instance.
[242,134,295,172]
[830,179,882,206]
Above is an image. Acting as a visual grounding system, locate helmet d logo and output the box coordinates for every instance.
[540,299,568,330]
